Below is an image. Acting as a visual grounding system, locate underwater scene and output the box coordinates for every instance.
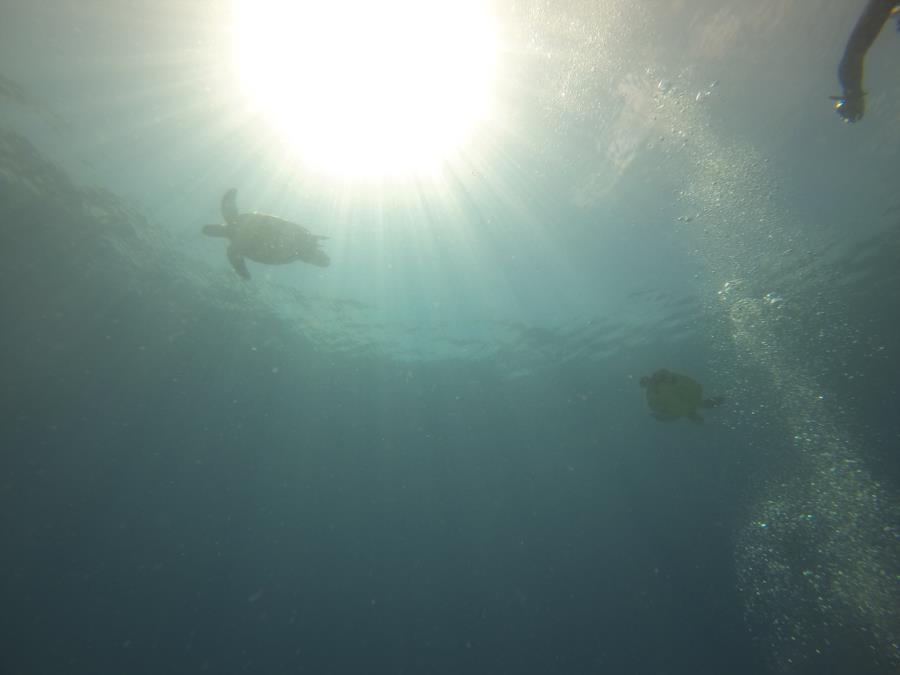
[1,1,898,674]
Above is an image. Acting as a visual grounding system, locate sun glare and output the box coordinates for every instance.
[231,0,499,179]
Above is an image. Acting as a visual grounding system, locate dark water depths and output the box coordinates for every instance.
[3,123,898,675]
[2,2,900,674]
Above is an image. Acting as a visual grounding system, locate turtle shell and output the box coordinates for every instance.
[231,212,329,267]
[642,369,704,421]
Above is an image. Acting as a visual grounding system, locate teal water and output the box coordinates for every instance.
[1,2,899,674]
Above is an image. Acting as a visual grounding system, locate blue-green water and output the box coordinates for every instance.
[1,2,898,674]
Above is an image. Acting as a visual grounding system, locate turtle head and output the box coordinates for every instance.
[300,239,331,267]
[202,224,231,239]
[307,248,331,267]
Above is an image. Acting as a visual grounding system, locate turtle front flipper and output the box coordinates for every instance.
[700,396,725,409]
[221,188,240,225]
[227,244,251,280]
[687,411,705,425]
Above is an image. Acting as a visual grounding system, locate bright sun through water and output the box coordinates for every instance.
[231,0,499,179]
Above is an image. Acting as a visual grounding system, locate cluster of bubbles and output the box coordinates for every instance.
[658,77,717,103]
[730,294,899,673]
[643,65,899,672]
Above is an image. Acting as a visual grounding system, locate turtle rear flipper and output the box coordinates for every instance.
[227,245,251,280]
[687,411,705,424]
[700,396,725,409]
[221,188,240,225]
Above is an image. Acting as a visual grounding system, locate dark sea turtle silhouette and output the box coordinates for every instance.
[639,369,724,424]
[202,188,330,280]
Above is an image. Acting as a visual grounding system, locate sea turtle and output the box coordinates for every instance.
[202,188,330,280]
[639,369,724,424]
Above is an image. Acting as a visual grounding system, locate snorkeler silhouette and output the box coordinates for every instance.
[832,0,900,122]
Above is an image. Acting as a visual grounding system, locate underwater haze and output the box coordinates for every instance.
[1,1,899,674]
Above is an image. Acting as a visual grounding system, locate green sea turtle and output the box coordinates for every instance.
[202,188,330,280]
[639,369,724,424]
